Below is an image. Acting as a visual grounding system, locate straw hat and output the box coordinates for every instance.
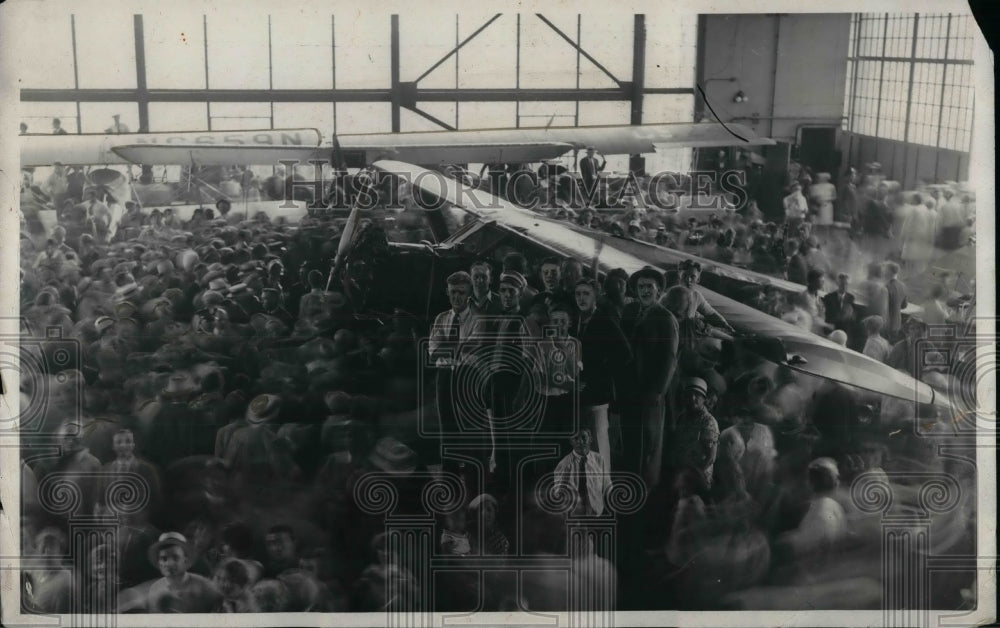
[368,437,417,475]
[245,393,282,424]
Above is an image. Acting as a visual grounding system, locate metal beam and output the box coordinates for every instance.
[133,15,149,133]
[515,13,521,128]
[694,14,706,121]
[536,13,622,87]
[71,15,81,132]
[404,105,456,131]
[872,14,889,154]
[20,86,688,104]
[630,14,646,125]
[934,13,953,179]
[901,13,920,185]
[203,15,211,130]
[414,13,502,84]
[391,15,400,132]
[851,55,972,65]
[416,88,628,101]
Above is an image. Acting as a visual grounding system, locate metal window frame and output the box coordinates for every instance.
[844,11,975,156]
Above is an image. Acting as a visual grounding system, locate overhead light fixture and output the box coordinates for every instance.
[733,90,748,104]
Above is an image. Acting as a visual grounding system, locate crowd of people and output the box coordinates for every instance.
[17,150,977,615]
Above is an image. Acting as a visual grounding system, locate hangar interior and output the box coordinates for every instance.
[19,12,977,191]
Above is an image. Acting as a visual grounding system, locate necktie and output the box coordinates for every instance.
[449,311,461,343]
[578,454,590,514]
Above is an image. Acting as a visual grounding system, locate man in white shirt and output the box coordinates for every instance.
[783,182,809,230]
[105,114,130,134]
[428,272,481,475]
[145,532,222,612]
[553,429,611,517]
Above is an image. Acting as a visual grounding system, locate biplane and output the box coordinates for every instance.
[18,121,946,409]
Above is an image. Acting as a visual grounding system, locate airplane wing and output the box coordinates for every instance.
[110,144,324,167]
[373,159,946,409]
[339,122,772,165]
[599,233,924,316]
[22,123,772,168]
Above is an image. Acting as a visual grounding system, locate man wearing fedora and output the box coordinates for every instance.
[222,394,300,485]
[146,532,222,612]
[620,266,679,490]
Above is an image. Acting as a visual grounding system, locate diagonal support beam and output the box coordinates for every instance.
[536,13,623,88]
[414,13,503,84]
[404,104,456,131]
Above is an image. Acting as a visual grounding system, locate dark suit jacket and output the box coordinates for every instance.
[574,307,633,406]
[822,291,856,329]
[621,302,679,398]
[579,156,604,192]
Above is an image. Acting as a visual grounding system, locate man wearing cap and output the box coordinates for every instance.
[502,252,538,312]
[428,272,482,475]
[619,266,679,488]
[147,532,222,612]
[579,146,607,205]
[469,260,502,316]
[573,277,631,474]
[666,377,719,490]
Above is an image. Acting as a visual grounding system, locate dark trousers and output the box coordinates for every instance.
[435,367,490,480]
[620,394,667,490]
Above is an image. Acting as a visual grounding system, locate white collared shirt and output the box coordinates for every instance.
[553,450,610,516]
[428,307,478,368]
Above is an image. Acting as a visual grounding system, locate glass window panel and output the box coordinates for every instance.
[15,12,76,89]
[205,14,270,89]
[75,12,137,89]
[20,102,80,136]
[271,14,334,90]
[148,102,208,132]
[208,103,272,131]
[146,15,207,89]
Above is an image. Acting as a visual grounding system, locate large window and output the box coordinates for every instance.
[843,13,975,153]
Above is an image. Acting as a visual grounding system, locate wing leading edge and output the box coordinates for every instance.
[373,159,945,409]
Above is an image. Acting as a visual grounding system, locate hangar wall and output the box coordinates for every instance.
[697,13,851,144]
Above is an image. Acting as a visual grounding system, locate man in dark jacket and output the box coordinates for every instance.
[823,272,858,343]
[573,278,632,475]
[619,266,679,489]
[579,147,606,205]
